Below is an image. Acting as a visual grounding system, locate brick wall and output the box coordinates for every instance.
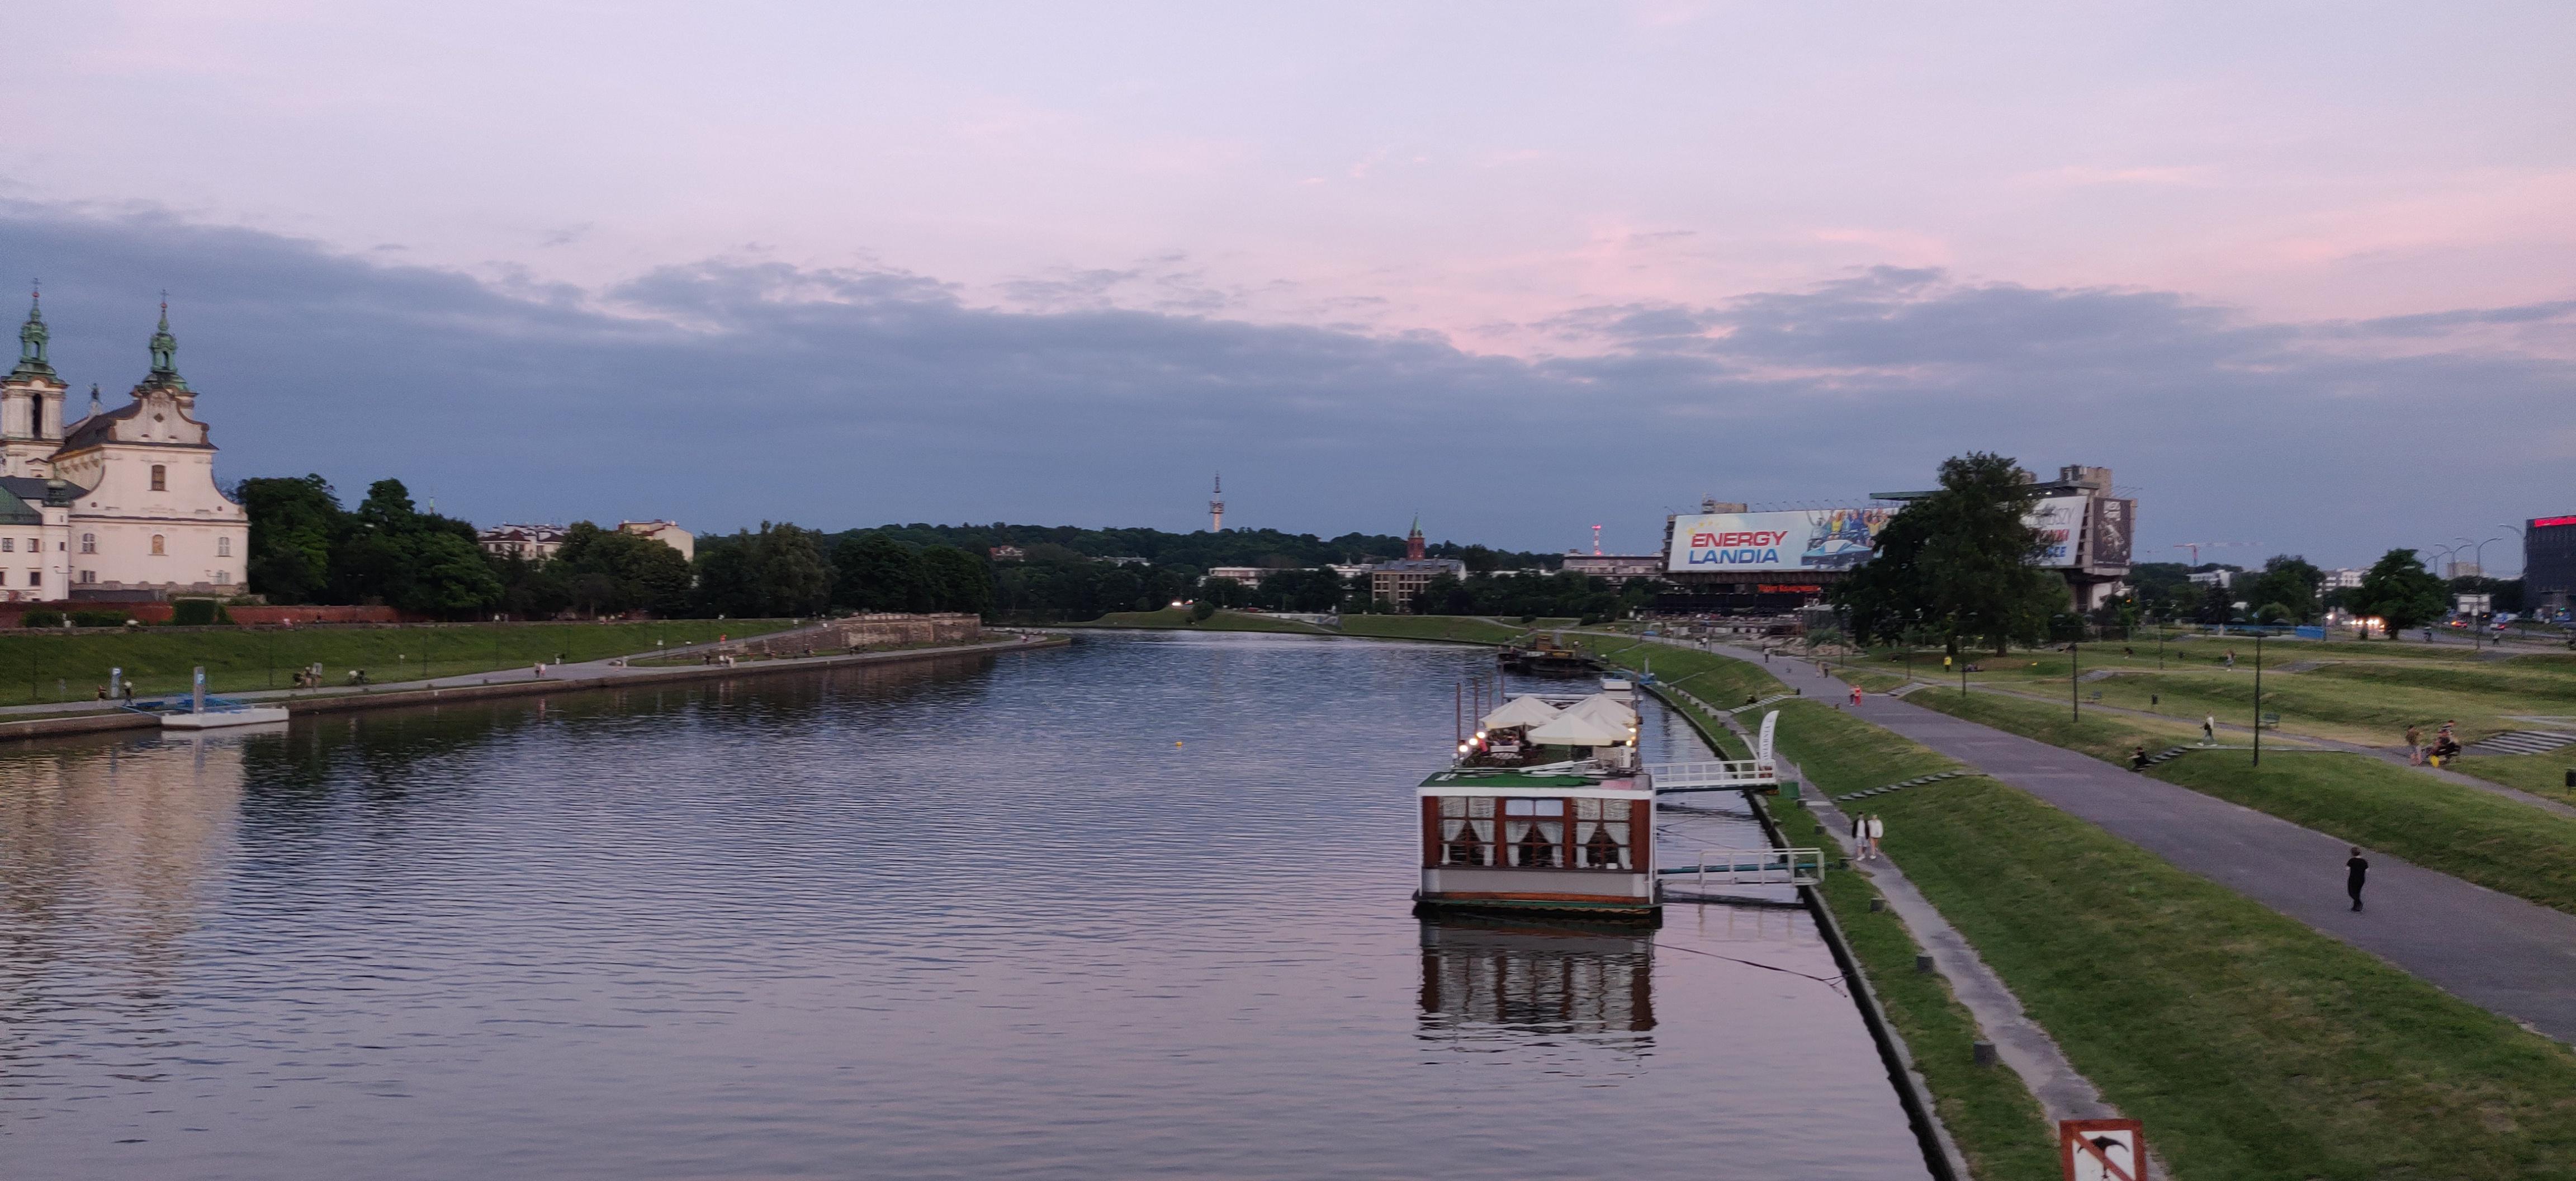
[736,613,983,656]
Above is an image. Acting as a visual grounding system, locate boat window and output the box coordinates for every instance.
[1575,798,1633,870]
[1502,799,1564,817]
[1507,816,1562,868]
[1438,796,1493,866]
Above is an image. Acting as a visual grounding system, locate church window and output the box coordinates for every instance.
[151,465,168,492]
[151,534,165,556]
[80,533,95,554]
[25,571,36,587]
[217,537,231,558]
[79,570,96,584]
[1,538,10,552]
[215,570,231,585]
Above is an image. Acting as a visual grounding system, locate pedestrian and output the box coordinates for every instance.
[2129,745,2149,772]
[1850,685,1862,706]
[1851,811,1866,857]
[2224,649,2236,670]
[2405,724,2422,765]
[2346,846,2370,911]
[2202,715,2215,744]
[1867,814,1886,860]
[534,661,546,679]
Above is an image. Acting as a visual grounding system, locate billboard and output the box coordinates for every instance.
[2087,497,2135,566]
[2025,495,2089,568]
[1667,508,1894,574]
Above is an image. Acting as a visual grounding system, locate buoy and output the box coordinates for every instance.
[1175,741,1183,747]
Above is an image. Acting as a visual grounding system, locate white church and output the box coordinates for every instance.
[0,294,249,602]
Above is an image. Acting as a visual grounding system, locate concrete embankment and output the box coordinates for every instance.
[0,632,1068,744]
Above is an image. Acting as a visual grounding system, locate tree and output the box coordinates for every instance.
[238,474,345,604]
[322,479,499,615]
[695,522,832,617]
[2243,555,2322,624]
[1833,452,2064,655]
[2350,549,2448,637]
[918,545,996,616]
[832,532,933,612]
[551,522,693,616]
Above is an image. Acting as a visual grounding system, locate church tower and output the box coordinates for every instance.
[1406,515,1426,561]
[1,288,69,477]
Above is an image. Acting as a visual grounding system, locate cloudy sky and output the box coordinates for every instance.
[3,3,2569,568]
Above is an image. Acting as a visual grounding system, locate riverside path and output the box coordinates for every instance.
[1688,639,2576,1045]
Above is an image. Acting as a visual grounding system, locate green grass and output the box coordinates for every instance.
[0,620,798,707]
[1081,608,1332,634]
[1334,615,1546,644]
[1771,787,2064,1181]
[1636,641,2576,1177]
[1910,687,2576,917]
[1577,636,1790,710]
[1845,639,2576,752]
[2454,751,2576,807]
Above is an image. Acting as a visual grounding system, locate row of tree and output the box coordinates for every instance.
[1833,452,2473,652]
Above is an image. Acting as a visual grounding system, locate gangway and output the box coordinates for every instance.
[1645,710,1782,793]
[1660,847,1825,888]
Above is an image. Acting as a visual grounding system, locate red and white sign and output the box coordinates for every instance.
[2060,1118,2147,1180]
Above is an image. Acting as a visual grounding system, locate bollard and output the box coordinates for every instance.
[2566,769,2574,789]
[1915,954,1934,974]
[1972,1041,1997,1067]
[1868,897,1886,913]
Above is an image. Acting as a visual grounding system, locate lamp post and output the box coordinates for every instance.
[2070,640,2080,721]
[2252,630,2264,766]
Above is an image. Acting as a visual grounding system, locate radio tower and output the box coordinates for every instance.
[1590,525,1603,555]
[1209,473,1225,533]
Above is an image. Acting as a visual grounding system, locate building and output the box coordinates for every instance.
[1368,518,1466,612]
[477,523,567,563]
[2321,568,2366,590]
[618,519,694,562]
[2528,514,2576,617]
[2188,569,2233,590]
[987,545,1026,563]
[1561,553,1663,580]
[1207,566,1274,584]
[0,296,247,601]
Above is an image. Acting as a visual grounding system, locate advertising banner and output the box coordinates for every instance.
[1667,508,1894,574]
[2025,495,2089,568]
[2089,497,2135,566]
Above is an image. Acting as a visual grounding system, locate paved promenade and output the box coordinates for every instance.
[1701,641,2576,1045]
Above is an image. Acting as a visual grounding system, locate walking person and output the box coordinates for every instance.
[2346,847,2370,911]
[1867,814,1886,860]
[2405,724,2423,766]
[2202,715,2216,745]
[1850,685,1862,706]
[1851,812,1867,858]
[2224,648,2236,670]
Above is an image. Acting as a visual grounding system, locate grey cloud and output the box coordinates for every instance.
[0,203,2564,565]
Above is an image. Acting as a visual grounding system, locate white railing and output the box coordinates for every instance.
[1646,759,1779,791]
[1660,847,1824,889]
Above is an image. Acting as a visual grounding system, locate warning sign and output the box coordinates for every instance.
[2060,1118,2147,1180]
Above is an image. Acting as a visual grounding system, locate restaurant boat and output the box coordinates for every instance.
[1415,689,1660,923]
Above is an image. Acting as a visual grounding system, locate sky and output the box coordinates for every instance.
[2,2,2569,570]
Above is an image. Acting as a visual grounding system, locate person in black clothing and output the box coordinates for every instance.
[2129,745,2149,772]
[2346,847,2370,911]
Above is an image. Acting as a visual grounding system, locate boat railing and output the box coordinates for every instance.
[1645,759,1779,792]
[1659,847,1823,889]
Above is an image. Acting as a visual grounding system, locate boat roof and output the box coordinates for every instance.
[1417,767,1651,797]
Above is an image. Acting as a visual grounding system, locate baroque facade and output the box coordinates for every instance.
[0,295,249,602]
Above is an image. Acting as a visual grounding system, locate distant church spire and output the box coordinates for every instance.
[1406,514,1425,561]
[144,292,190,391]
[11,280,53,380]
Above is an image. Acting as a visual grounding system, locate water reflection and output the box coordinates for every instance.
[1417,917,1655,1051]
[0,634,1930,1180]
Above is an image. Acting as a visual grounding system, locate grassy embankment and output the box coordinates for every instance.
[1592,639,2576,1180]
[1896,686,2576,916]
[1844,636,2576,750]
[0,619,799,707]
[1584,639,2059,1181]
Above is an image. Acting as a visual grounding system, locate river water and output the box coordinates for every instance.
[0,631,1928,1179]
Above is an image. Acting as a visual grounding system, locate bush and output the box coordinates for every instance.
[70,610,130,627]
[1190,600,1218,622]
[20,610,62,628]
[169,598,233,626]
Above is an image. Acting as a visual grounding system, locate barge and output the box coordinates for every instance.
[1415,689,1659,923]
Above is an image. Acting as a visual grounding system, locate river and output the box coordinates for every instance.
[0,630,1929,1179]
